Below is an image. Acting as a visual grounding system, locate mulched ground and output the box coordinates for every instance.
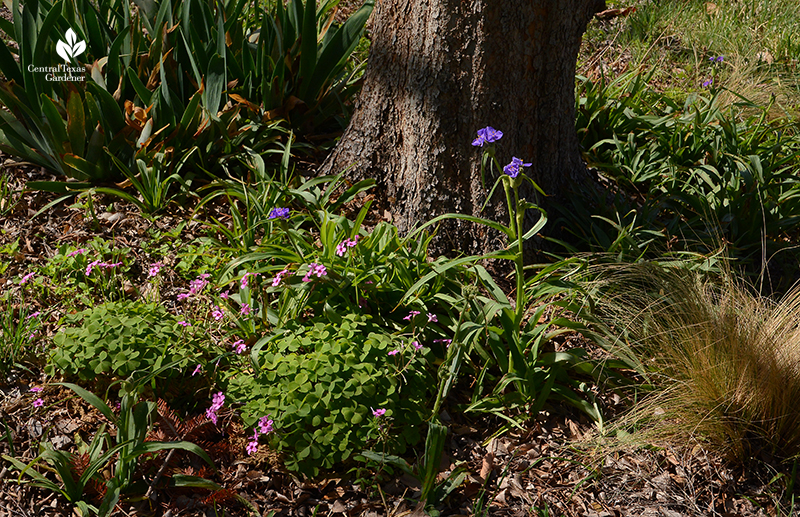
[1,151,797,517]
[0,5,797,513]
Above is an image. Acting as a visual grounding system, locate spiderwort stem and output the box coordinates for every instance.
[513,186,525,327]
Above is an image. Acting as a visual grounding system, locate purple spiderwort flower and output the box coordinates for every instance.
[472,126,503,147]
[269,207,290,220]
[703,77,714,88]
[503,157,532,179]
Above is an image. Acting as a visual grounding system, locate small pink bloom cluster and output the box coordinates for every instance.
[189,273,211,294]
[302,263,327,282]
[412,341,423,351]
[271,269,290,287]
[241,272,260,289]
[178,273,211,300]
[31,386,44,408]
[206,392,225,425]
[335,236,360,257]
[26,311,41,320]
[246,416,274,456]
[388,349,399,356]
[433,338,453,347]
[148,262,164,278]
[211,306,224,321]
[86,260,122,276]
[403,310,421,321]
[67,248,87,257]
[240,303,251,316]
[177,320,190,327]
[372,408,386,418]
[232,339,247,354]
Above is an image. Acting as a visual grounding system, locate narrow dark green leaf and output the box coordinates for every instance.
[106,26,131,83]
[306,0,373,101]
[297,0,317,99]
[86,82,124,130]
[64,153,100,181]
[0,40,23,84]
[203,53,225,118]
[66,92,86,157]
[126,67,153,105]
[39,94,69,149]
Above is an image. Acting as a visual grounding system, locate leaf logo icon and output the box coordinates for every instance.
[55,28,86,62]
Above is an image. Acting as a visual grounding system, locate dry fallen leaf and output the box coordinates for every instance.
[756,50,774,64]
[479,452,495,482]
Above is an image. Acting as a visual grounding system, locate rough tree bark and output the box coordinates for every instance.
[320,0,605,257]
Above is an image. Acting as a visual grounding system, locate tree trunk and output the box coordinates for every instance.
[320,0,605,257]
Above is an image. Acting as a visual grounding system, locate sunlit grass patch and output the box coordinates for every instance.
[581,0,800,114]
[585,262,800,465]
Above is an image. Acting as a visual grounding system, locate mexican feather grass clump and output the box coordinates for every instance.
[585,263,800,465]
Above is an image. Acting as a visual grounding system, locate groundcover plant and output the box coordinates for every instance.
[3,0,800,515]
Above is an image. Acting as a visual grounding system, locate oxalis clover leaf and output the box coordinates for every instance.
[47,300,210,400]
[224,313,435,477]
